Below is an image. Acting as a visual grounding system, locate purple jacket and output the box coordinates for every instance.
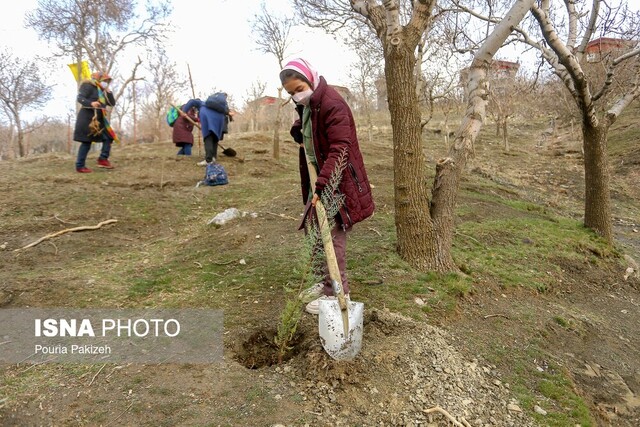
[290,76,374,228]
[172,109,196,145]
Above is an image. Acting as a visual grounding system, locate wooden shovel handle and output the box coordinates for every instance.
[171,104,201,129]
[305,157,349,314]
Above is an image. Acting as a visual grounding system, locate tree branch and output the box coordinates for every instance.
[114,56,144,102]
[593,47,640,101]
[382,0,401,46]
[565,0,578,51]
[531,1,598,127]
[606,63,640,125]
[576,0,601,59]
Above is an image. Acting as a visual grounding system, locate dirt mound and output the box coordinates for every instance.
[280,309,535,426]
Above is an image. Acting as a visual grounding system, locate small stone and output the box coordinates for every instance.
[274,394,282,401]
[507,403,522,412]
[534,405,547,415]
[493,379,502,387]
[0,242,7,250]
[414,297,425,306]
[256,235,261,239]
[621,309,629,314]
[239,258,246,265]
[143,259,149,264]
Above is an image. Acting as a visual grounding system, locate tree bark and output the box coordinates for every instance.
[429,0,535,270]
[582,122,613,243]
[502,118,508,151]
[273,87,283,160]
[16,122,25,158]
[386,46,454,271]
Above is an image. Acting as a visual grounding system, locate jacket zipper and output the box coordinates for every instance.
[348,163,363,193]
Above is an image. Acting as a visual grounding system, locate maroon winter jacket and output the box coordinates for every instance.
[172,109,197,145]
[290,76,374,228]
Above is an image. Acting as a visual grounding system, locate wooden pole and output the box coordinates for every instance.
[133,81,137,144]
[187,63,202,157]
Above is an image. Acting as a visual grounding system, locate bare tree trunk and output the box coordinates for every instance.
[386,48,454,271]
[273,87,282,160]
[430,65,490,272]
[583,122,612,242]
[502,118,509,151]
[16,122,25,158]
[67,114,73,154]
[429,0,535,270]
[133,82,137,144]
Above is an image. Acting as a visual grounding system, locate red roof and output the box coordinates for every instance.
[586,37,632,53]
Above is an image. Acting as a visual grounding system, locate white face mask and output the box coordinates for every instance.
[292,89,313,106]
[101,81,110,89]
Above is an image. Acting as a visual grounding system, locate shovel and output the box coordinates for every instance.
[171,104,237,157]
[302,146,364,360]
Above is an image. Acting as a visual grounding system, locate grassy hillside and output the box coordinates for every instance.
[0,112,638,425]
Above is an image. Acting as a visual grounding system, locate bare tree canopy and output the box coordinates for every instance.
[250,2,294,160]
[26,0,171,100]
[252,2,294,68]
[0,49,53,157]
[140,46,187,143]
[454,0,640,243]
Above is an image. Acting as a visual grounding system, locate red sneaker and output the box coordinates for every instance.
[76,167,92,173]
[97,158,114,169]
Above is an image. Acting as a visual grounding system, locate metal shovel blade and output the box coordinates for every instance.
[318,299,364,360]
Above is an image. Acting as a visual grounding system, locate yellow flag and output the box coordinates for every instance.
[67,61,92,82]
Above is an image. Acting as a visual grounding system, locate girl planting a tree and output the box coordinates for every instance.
[280,58,374,314]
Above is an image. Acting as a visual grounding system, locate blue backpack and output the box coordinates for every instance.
[202,162,228,186]
[205,93,229,114]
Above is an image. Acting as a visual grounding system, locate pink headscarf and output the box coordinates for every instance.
[281,58,320,90]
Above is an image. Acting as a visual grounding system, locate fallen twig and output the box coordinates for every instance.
[88,363,106,387]
[265,211,298,221]
[423,406,471,427]
[54,214,75,225]
[48,241,58,255]
[105,402,133,426]
[455,230,482,245]
[212,260,236,266]
[35,214,74,225]
[194,261,203,268]
[14,219,118,252]
[483,314,510,320]
[368,227,382,237]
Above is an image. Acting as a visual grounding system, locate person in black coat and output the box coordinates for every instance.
[74,71,116,173]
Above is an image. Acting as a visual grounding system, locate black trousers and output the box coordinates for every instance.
[204,133,219,163]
